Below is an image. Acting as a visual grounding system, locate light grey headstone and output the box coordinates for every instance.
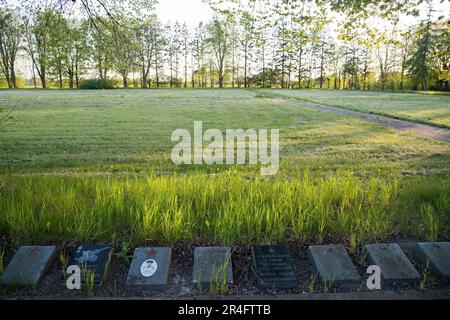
[126,247,172,289]
[308,245,360,287]
[0,246,57,286]
[193,247,233,289]
[414,242,450,283]
[364,243,421,285]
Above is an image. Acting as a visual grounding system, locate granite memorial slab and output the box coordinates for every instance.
[68,244,112,285]
[414,242,450,283]
[251,245,298,289]
[193,247,233,289]
[0,246,57,286]
[126,247,172,289]
[364,243,420,285]
[308,245,360,287]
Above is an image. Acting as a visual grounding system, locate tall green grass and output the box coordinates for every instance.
[0,171,448,245]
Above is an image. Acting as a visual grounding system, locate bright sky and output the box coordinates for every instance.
[156,0,213,29]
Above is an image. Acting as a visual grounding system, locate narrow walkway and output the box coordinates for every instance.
[289,98,450,143]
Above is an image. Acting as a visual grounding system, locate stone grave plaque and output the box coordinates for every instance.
[414,242,450,283]
[193,247,233,289]
[364,243,420,285]
[308,245,361,287]
[126,247,172,289]
[0,246,57,286]
[67,244,112,285]
[251,245,298,289]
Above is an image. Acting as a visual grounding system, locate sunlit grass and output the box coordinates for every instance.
[0,171,448,245]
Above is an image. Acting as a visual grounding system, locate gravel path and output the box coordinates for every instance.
[290,98,450,143]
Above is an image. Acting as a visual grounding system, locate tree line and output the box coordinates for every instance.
[0,0,448,91]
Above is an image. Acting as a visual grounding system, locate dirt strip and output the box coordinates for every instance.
[288,98,450,143]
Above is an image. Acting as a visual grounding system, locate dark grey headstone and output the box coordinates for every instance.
[308,245,360,287]
[251,245,298,289]
[414,242,450,283]
[68,244,112,285]
[193,247,233,289]
[364,243,420,285]
[126,247,172,289]
[0,246,56,286]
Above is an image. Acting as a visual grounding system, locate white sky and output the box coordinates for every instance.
[156,0,213,29]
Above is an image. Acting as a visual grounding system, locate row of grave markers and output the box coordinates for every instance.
[1,242,449,291]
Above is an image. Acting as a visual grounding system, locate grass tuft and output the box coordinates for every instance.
[420,203,439,242]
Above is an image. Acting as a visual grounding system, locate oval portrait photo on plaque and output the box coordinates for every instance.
[140,259,158,278]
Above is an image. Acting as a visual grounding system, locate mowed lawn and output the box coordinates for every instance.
[262,89,450,129]
[1,89,449,174]
[0,89,449,245]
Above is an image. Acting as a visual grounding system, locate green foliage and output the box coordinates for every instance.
[79,78,115,90]
[0,78,9,88]
[308,274,317,294]
[209,256,231,294]
[59,252,69,280]
[0,1,446,91]
[206,17,231,88]
[115,241,133,266]
[407,12,449,91]
[407,20,432,90]
[420,203,439,242]
[81,264,95,296]
[0,7,23,89]
[419,259,438,289]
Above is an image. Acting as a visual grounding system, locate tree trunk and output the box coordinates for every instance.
[40,68,46,89]
[184,52,188,88]
[122,75,128,88]
[154,57,159,88]
[244,43,248,88]
[2,66,12,88]
[142,65,148,89]
[59,67,63,89]
[142,75,148,88]
[10,63,17,88]
[319,44,324,89]
[297,47,303,89]
[422,78,427,91]
[31,61,37,88]
[69,73,74,89]
[262,45,265,88]
[75,64,79,88]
